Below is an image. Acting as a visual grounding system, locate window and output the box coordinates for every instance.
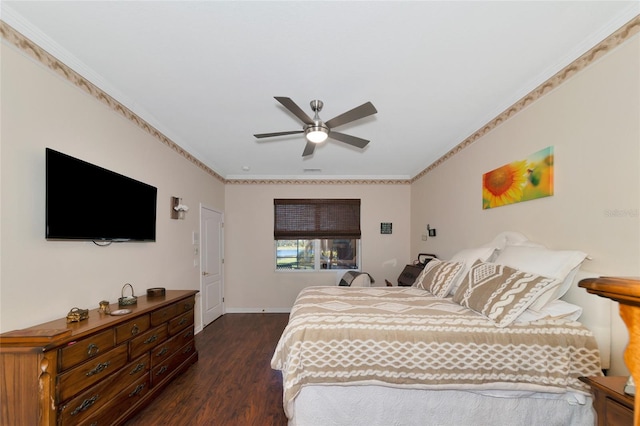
[274,199,361,271]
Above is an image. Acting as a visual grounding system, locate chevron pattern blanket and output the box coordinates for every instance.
[271,286,602,417]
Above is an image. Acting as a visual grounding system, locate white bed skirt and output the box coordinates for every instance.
[290,385,595,426]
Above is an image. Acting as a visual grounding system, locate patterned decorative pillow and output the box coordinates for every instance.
[452,260,559,327]
[412,260,439,289]
[413,259,464,298]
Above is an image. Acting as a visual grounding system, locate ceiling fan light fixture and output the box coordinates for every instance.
[305,125,329,143]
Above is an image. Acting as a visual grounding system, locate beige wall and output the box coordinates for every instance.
[224,183,411,310]
[1,20,638,377]
[1,43,225,333]
[410,35,640,375]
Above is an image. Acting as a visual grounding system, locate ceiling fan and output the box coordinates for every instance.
[254,97,377,157]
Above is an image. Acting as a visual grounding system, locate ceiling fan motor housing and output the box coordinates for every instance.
[310,100,323,112]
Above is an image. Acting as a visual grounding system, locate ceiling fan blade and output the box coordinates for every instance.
[254,130,304,138]
[325,102,377,129]
[274,97,314,125]
[302,141,316,157]
[329,131,370,149]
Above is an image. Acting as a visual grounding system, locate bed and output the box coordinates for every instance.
[271,233,610,425]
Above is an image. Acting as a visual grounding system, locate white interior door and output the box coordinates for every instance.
[201,206,224,327]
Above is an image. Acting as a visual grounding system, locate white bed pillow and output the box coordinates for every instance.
[479,231,534,252]
[515,300,583,324]
[493,245,587,310]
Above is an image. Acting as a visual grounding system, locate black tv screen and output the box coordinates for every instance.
[46,148,157,241]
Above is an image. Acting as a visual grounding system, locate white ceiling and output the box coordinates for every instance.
[3,1,638,180]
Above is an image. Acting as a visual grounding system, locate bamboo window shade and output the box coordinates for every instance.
[274,199,361,240]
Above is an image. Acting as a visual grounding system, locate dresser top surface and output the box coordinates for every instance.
[0,290,198,348]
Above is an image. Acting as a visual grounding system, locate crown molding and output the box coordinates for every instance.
[225,178,411,185]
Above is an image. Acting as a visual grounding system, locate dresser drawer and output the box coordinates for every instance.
[174,326,195,349]
[150,327,194,368]
[168,311,194,335]
[605,397,633,425]
[150,304,178,326]
[177,296,196,314]
[115,314,150,344]
[57,344,128,402]
[58,353,150,425]
[151,341,196,387]
[59,329,115,371]
[129,324,168,359]
[78,375,150,426]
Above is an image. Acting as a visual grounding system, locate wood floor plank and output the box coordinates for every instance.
[125,313,289,426]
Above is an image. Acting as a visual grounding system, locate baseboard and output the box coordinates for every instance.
[224,307,291,314]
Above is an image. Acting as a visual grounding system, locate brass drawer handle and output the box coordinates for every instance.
[71,395,99,416]
[156,366,168,376]
[183,345,193,354]
[130,363,146,375]
[131,324,140,335]
[129,383,146,397]
[183,330,193,338]
[143,334,158,344]
[178,317,187,326]
[86,361,110,377]
[156,347,168,357]
[87,343,99,357]
[184,303,193,310]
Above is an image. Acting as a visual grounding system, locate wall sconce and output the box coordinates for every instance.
[422,224,437,240]
[171,197,189,220]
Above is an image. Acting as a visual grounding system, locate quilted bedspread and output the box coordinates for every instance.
[271,286,602,417]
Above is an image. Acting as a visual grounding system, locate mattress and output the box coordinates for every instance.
[290,385,595,426]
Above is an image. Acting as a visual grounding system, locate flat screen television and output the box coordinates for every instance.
[46,148,157,242]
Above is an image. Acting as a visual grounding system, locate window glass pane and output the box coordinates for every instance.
[276,240,314,270]
[320,239,358,270]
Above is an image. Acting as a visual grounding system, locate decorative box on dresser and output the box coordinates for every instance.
[579,277,640,426]
[0,289,198,426]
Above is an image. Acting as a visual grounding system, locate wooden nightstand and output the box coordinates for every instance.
[397,264,424,286]
[580,376,634,426]
[579,277,640,425]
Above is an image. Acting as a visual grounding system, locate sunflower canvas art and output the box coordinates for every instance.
[482,146,554,209]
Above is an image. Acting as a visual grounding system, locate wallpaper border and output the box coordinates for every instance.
[2,15,638,186]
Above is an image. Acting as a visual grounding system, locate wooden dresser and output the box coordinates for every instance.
[580,277,640,426]
[0,289,198,426]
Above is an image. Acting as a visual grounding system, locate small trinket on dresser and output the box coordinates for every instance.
[98,300,111,314]
[118,283,138,307]
[66,307,89,323]
[146,287,166,297]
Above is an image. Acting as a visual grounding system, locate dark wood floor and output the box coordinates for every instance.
[125,313,290,426]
